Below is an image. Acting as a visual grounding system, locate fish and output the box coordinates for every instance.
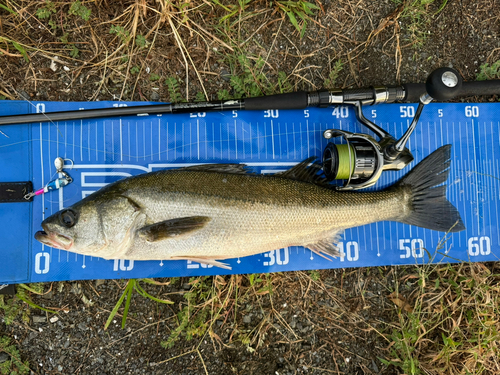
[34,145,465,269]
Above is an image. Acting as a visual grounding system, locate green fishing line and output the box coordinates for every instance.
[335,144,355,179]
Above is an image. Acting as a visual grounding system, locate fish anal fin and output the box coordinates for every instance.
[304,231,343,260]
[170,256,231,270]
[138,216,211,242]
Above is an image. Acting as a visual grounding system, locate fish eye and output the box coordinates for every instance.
[59,209,78,228]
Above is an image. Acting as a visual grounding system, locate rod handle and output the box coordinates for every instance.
[244,91,309,110]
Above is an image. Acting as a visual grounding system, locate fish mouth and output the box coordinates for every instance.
[34,230,73,250]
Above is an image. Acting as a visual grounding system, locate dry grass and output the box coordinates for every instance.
[121,263,500,374]
[0,0,402,104]
[382,262,500,375]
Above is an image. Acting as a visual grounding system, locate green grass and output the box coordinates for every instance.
[217,52,293,99]
[324,59,343,88]
[165,76,186,103]
[104,279,174,330]
[68,1,91,21]
[164,51,293,103]
[161,276,214,348]
[380,262,500,374]
[0,336,30,375]
[394,0,448,47]
[477,61,500,80]
[0,284,57,325]
[211,0,319,40]
[275,1,320,38]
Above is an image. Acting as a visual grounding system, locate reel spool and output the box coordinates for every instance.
[322,130,384,190]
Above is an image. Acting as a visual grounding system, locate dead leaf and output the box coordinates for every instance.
[388,292,413,313]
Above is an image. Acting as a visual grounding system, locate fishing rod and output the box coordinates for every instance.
[1,67,499,191]
[0,68,499,126]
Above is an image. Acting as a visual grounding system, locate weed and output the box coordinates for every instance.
[0,37,29,62]
[135,34,148,49]
[0,336,30,375]
[69,45,80,58]
[477,61,500,80]
[275,1,320,38]
[130,66,140,75]
[255,274,273,295]
[194,91,206,102]
[109,25,130,44]
[394,0,448,47]
[68,1,91,21]
[0,3,15,14]
[276,71,293,94]
[35,1,56,20]
[218,49,294,100]
[211,0,252,24]
[149,73,161,81]
[60,33,80,58]
[324,59,343,88]
[161,277,213,348]
[248,274,263,287]
[0,294,25,325]
[0,284,56,325]
[380,313,422,374]
[104,279,173,330]
[15,284,57,314]
[380,263,500,374]
[229,54,269,98]
[309,270,321,281]
[35,0,59,30]
[165,76,186,103]
[0,13,18,69]
[217,89,231,100]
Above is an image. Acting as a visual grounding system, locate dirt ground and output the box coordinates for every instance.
[1,0,500,374]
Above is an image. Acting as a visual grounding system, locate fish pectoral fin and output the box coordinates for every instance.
[305,231,343,260]
[170,256,232,270]
[137,216,211,242]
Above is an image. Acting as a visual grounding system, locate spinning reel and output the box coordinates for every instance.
[321,67,463,190]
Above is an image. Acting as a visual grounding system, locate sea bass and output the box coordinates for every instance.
[35,145,465,268]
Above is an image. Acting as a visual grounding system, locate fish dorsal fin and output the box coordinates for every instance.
[180,164,251,175]
[278,157,329,186]
[180,158,329,186]
[138,216,211,242]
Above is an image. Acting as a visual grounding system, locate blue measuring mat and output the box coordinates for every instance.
[0,100,499,284]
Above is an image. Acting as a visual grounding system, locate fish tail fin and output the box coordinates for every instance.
[395,145,465,233]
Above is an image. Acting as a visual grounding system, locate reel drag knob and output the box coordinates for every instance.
[426,67,463,101]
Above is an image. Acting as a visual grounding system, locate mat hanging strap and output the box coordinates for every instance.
[0,182,33,202]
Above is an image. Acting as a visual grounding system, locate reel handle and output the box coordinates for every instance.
[403,69,500,102]
[425,67,463,101]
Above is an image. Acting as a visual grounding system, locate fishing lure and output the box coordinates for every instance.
[24,157,73,200]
